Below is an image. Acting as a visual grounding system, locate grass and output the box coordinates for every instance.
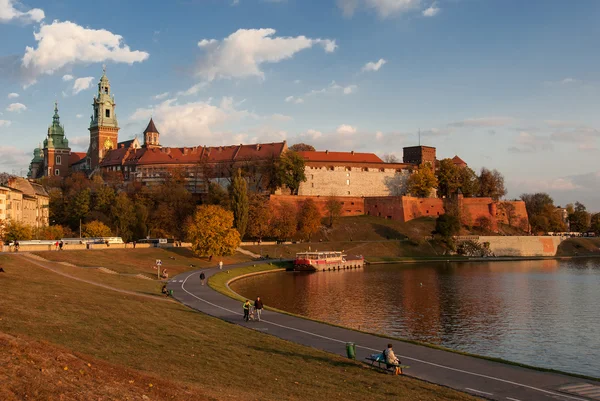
[0,254,480,401]
[556,237,600,256]
[208,262,289,302]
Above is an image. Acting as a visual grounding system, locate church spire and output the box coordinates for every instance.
[52,101,60,125]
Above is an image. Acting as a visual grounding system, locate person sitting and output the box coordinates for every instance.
[161,284,168,296]
[384,343,402,375]
[161,269,168,279]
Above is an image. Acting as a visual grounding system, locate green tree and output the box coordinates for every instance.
[272,201,297,242]
[298,198,322,241]
[82,221,112,237]
[521,193,554,220]
[186,205,241,257]
[437,159,461,198]
[288,143,315,152]
[246,193,271,242]
[478,168,507,200]
[206,182,230,208]
[458,167,480,197]
[93,185,115,214]
[68,188,91,230]
[590,213,600,235]
[325,197,342,228]
[406,163,437,197]
[435,214,460,240]
[111,192,136,242]
[568,202,590,232]
[230,169,249,239]
[3,220,33,241]
[36,225,65,240]
[277,151,307,195]
[132,200,149,241]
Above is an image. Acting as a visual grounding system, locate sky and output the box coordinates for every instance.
[0,0,599,210]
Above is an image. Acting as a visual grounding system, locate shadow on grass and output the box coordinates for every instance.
[372,224,408,240]
[247,345,359,369]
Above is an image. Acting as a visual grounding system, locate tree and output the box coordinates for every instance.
[93,185,115,214]
[435,214,460,240]
[277,151,307,195]
[3,220,33,241]
[186,205,241,257]
[298,198,321,241]
[206,182,230,208]
[246,194,271,242]
[271,201,297,242]
[82,221,112,237]
[111,192,136,242]
[498,202,516,227]
[406,163,437,198]
[475,216,493,232]
[568,202,590,232]
[521,193,554,220]
[382,153,399,163]
[436,159,461,198]
[230,169,249,239]
[478,168,506,200]
[325,197,342,228]
[36,225,65,240]
[458,167,480,197]
[68,188,91,230]
[289,143,315,152]
[590,213,600,235]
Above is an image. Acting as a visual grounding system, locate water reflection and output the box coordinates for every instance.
[231,259,600,377]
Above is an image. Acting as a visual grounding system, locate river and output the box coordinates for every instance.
[231,258,600,378]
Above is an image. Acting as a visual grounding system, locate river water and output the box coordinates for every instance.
[231,258,600,378]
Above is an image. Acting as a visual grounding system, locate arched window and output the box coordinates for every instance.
[105,109,111,118]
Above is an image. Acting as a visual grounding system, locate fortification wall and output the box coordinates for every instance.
[473,236,564,257]
[269,195,365,217]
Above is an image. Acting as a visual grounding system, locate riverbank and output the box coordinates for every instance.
[214,262,600,382]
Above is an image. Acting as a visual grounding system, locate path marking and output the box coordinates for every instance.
[506,397,522,401]
[466,388,494,396]
[179,271,591,401]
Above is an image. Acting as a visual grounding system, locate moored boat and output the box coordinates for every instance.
[294,251,364,272]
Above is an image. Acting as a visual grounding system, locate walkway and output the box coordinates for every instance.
[168,263,599,401]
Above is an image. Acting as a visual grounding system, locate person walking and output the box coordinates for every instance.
[384,344,402,375]
[218,260,223,270]
[243,300,252,322]
[254,296,264,322]
[199,272,206,286]
[59,240,64,251]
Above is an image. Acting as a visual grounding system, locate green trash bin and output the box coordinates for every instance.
[346,342,356,360]
[168,289,174,296]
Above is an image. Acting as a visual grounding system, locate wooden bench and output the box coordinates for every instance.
[365,355,410,374]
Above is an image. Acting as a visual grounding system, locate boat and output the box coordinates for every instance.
[294,251,364,272]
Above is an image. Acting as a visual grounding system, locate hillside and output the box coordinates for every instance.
[556,238,600,256]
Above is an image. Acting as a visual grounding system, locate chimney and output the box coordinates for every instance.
[256,144,261,151]
[325,150,329,154]
[351,150,355,155]
[183,147,188,155]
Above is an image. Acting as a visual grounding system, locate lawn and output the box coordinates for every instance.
[0,254,479,401]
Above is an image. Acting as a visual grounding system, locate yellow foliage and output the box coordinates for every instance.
[186,205,241,257]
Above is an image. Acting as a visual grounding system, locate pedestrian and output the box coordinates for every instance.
[219,260,223,270]
[133,241,136,249]
[14,241,19,252]
[243,300,252,322]
[209,255,213,262]
[59,240,64,251]
[54,241,59,251]
[199,272,206,286]
[254,296,264,322]
[384,344,402,375]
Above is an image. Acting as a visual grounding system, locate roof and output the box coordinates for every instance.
[451,155,467,166]
[297,151,384,164]
[143,118,159,134]
[30,182,49,197]
[69,152,87,167]
[99,142,287,168]
[403,145,436,151]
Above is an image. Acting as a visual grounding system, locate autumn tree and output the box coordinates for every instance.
[2,220,33,241]
[568,202,590,232]
[246,193,271,242]
[437,159,461,198]
[382,153,399,163]
[271,201,297,242]
[277,151,307,195]
[458,167,480,197]
[230,169,249,239]
[406,163,437,198]
[206,182,230,209]
[289,143,315,152]
[111,192,136,242]
[590,213,600,235]
[68,188,91,230]
[186,205,241,257]
[478,168,506,200]
[520,193,567,233]
[82,221,112,237]
[36,225,66,240]
[298,198,322,241]
[435,214,460,240]
[325,197,342,228]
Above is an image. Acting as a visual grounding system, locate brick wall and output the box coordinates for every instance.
[270,195,365,217]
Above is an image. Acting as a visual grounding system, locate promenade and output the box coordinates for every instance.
[168,263,599,401]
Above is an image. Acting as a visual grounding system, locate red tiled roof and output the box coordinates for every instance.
[451,155,467,166]
[69,152,87,166]
[297,151,383,164]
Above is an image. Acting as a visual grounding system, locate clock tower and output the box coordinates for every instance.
[88,66,119,169]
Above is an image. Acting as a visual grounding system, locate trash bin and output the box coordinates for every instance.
[168,289,173,296]
[346,342,356,360]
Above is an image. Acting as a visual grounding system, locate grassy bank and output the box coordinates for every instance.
[0,254,479,401]
[557,237,600,256]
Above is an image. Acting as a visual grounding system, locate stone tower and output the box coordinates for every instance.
[43,102,71,177]
[143,118,161,148]
[88,67,119,169]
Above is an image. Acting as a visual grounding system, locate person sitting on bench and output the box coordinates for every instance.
[161,284,168,296]
[384,343,402,375]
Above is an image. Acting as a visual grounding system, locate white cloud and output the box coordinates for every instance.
[22,21,149,81]
[448,116,516,128]
[338,0,422,18]
[543,77,580,86]
[336,124,357,135]
[508,131,553,153]
[362,58,387,72]
[153,92,170,100]
[69,135,89,149]
[0,0,44,23]
[194,28,336,82]
[75,114,83,118]
[293,81,357,102]
[7,92,19,99]
[285,95,304,104]
[305,129,323,139]
[422,3,440,17]
[343,85,357,94]
[177,82,209,97]
[62,74,74,81]
[6,102,26,112]
[72,76,94,95]
[0,119,11,127]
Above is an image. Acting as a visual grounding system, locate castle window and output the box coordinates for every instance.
[105,109,111,118]
[363,167,368,172]
[346,179,350,185]
[55,155,61,165]
[54,169,60,176]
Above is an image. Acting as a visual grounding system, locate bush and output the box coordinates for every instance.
[2,220,33,242]
[435,214,460,239]
[457,240,492,257]
[82,221,112,238]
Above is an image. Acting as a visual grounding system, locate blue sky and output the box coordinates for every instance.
[1,0,599,210]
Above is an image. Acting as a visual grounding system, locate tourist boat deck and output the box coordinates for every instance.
[294,251,364,272]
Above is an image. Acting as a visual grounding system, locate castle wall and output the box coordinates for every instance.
[269,195,365,217]
[460,236,564,257]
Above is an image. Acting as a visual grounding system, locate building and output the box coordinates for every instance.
[0,177,49,229]
[296,151,414,197]
[403,145,436,165]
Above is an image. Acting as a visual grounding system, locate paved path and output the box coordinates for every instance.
[168,263,599,401]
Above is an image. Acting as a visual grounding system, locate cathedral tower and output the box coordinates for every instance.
[88,67,119,169]
[43,102,71,177]
[143,118,161,148]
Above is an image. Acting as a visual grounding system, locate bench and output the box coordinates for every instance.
[365,354,410,374]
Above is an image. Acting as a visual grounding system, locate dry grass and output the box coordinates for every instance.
[556,237,600,256]
[0,254,479,401]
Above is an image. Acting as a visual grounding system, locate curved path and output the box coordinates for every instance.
[168,263,598,401]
